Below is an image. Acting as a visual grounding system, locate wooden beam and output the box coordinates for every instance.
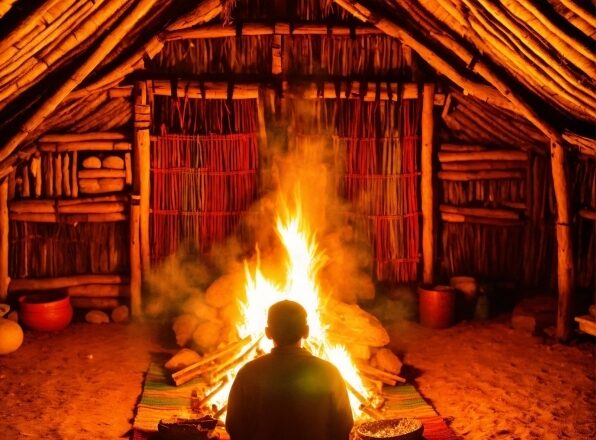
[9,274,129,291]
[0,179,8,300]
[551,141,574,341]
[0,0,158,163]
[421,83,435,285]
[165,22,382,40]
[284,81,443,102]
[129,201,142,318]
[135,81,151,276]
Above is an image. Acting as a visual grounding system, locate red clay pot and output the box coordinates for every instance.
[418,285,456,329]
[19,292,73,332]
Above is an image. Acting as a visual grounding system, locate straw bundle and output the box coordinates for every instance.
[148,36,273,76]
[150,98,259,263]
[284,34,409,78]
[10,221,129,278]
[330,98,422,282]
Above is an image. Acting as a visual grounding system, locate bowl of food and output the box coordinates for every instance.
[356,418,424,440]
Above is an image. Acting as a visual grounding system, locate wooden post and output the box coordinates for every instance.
[0,178,8,300]
[129,199,142,318]
[421,83,435,285]
[134,81,151,275]
[551,141,574,341]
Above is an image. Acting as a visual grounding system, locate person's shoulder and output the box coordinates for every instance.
[308,355,344,377]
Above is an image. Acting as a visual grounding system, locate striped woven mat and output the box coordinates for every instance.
[133,363,458,440]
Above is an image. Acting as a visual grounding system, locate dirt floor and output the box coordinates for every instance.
[0,317,594,440]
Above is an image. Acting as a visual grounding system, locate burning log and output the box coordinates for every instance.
[345,382,383,419]
[172,337,251,386]
[356,361,405,386]
[206,337,262,385]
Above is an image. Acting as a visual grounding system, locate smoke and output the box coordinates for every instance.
[145,99,417,349]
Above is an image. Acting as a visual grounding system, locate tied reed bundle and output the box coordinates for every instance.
[9,221,129,278]
[150,98,259,263]
[332,99,422,283]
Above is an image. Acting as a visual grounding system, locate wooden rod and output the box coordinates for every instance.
[438,150,527,162]
[65,284,130,298]
[10,200,126,214]
[165,22,382,40]
[440,160,527,171]
[551,141,574,341]
[440,204,520,220]
[39,132,127,142]
[421,83,435,285]
[78,169,126,179]
[438,170,525,181]
[579,209,596,221]
[150,80,259,99]
[9,274,129,292]
[0,179,8,300]
[9,212,127,223]
[38,141,132,153]
[130,201,142,318]
[135,81,151,275]
[284,81,437,101]
[440,212,524,226]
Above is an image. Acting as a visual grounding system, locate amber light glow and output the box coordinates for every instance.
[211,195,373,418]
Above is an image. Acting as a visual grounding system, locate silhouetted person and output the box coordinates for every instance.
[226,300,353,440]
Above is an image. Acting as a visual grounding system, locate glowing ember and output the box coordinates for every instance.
[210,195,374,418]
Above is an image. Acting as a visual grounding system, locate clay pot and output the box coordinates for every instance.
[19,292,73,332]
[418,285,455,329]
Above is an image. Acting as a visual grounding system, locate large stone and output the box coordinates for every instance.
[172,314,199,346]
[374,348,402,375]
[192,321,223,353]
[111,305,129,323]
[85,310,110,324]
[165,348,202,371]
[182,295,218,322]
[82,156,101,169]
[205,273,243,309]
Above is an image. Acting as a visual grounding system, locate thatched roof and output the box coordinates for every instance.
[0,0,593,171]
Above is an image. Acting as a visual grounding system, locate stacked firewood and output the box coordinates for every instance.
[168,271,404,396]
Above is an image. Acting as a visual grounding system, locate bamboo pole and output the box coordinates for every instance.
[130,199,142,318]
[421,83,435,285]
[332,0,567,144]
[8,274,128,291]
[9,212,126,223]
[150,80,259,99]
[165,22,382,40]
[284,81,438,101]
[440,205,520,220]
[439,150,527,162]
[551,141,574,341]
[135,81,151,275]
[0,0,158,163]
[441,161,527,171]
[78,169,126,179]
[0,179,8,300]
[438,170,524,181]
[579,209,596,221]
[65,284,130,298]
[39,132,127,142]
[71,151,79,197]
[440,212,524,226]
[38,141,132,152]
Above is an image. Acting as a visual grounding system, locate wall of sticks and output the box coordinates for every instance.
[149,97,259,262]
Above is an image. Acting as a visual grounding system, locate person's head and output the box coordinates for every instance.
[265,300,309,346]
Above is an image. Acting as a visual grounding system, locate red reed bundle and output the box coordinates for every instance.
[334,99,422,282]
[150,98,259,263]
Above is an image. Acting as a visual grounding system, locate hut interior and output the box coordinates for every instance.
[0,0,594,439]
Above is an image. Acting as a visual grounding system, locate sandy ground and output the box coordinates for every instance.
[0,318,594,440]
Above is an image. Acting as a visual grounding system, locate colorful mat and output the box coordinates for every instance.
[133,363,458,440]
